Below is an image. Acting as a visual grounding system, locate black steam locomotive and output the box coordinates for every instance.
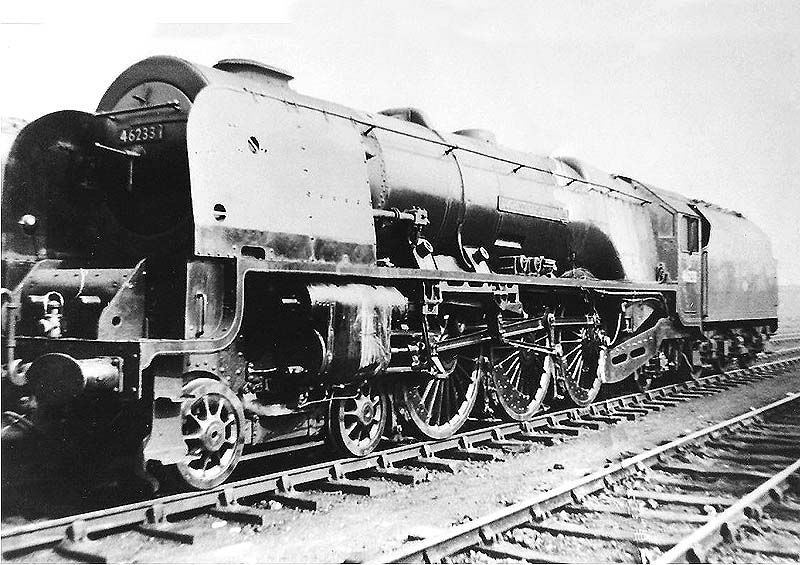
[1,56,778,489]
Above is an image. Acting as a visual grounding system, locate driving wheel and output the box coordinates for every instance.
[489,329,552,421]
[555,313,603,407]
[399,316,482,439]
[174,378,245,490]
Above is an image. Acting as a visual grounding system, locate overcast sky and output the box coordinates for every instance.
[2,1,799,283]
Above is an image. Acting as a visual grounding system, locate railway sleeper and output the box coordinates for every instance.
[559,419,602,430]
[438,447,499,462]
[483,439,536,453]
[750,422,800,433]
[762,517,800,536]
[54,540,108,565]
[622,489,737,509]
[766,501,800,521]
[706,439,800,456]
[771,420,800,428]
[402,456,464,473]
[582,414,625,424]
[135,522,197,543]
[265,491,319,511]
[667,392,709,400]
[302,479,387,496]
[609,408,648,417]
[720,376,755,384]
[537,424,582,436]
[754,425,800,437]
[653,461,774,482]
[732,541,800,560]
[700,382,734,389]
[524,519,681,548]
[636,402,665,411]
[724,433,800,446]
[562,502,712,524]
[207,503,270,526]
[476,541,574,564]
[359,467,424,484]
[602,410,637,421]
[53,521,110,564]
[510,431,561,445]
[639,473,760,495]
[714,452,797,467]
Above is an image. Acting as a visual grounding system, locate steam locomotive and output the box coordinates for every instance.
[1,56,778,490]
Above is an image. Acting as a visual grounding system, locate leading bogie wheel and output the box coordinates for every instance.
[174,378,245,490]
[327,382,388,457]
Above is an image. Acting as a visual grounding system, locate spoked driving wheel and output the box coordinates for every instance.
[489,329,553,421]
[399,316,482,439]
[175,378,245,490]
[327,382,388,457]
[555,313,604,407]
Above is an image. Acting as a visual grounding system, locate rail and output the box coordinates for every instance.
[368,391,800,563]
[3,353,799,560]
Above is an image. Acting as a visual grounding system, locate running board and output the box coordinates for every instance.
[601,318,687,384]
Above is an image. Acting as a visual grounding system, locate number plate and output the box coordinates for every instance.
[119,123,164,144]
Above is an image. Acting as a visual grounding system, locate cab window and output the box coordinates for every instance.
[681,215,700,253]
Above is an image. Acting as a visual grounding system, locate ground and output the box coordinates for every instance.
[11,367,794,563]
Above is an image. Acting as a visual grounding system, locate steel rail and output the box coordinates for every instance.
[771,332,800,344]
[367,391,800,564]
[654,457,800,564]
[3,354,799,558]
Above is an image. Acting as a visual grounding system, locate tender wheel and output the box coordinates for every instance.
[629,368,653,393]
[670,339,703,381]
[555,316,603,407]
[327,382,388,457]
[399,316,482,439]
[630,342,675,392]
[175,378,245,490]
[489,334,552,421]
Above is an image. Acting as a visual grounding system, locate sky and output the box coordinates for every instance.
[2,0,799,283]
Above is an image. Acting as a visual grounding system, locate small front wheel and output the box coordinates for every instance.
[327,382,388,457]
[174,378,245,490]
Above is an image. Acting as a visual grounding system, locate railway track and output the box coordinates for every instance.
[368,392,800,564]
[3,351,800,562]
[771,331,800,346]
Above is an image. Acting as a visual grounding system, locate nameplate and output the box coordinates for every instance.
[497,196,569,222]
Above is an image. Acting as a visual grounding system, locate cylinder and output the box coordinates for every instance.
[26,353,122,405]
